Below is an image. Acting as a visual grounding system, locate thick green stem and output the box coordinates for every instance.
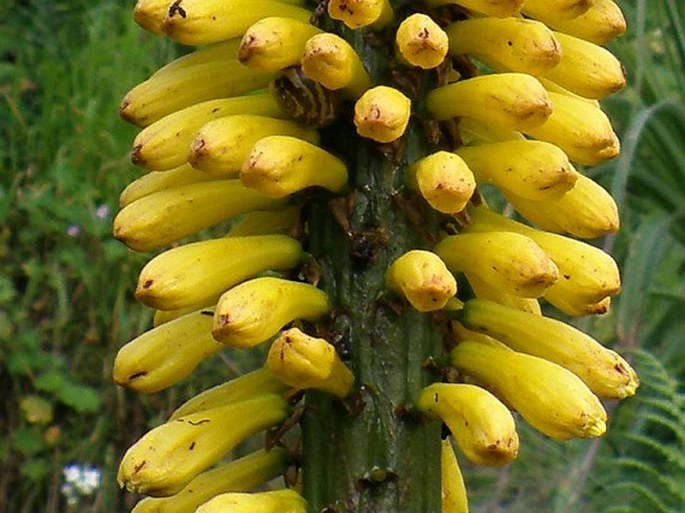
[301,25,445,507]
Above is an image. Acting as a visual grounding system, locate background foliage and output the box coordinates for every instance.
[1,1,683,512]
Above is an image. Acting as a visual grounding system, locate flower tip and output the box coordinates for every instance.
[354,86,411,143]
[585,417,607,438]
[396,13,449,69]
[618,373,640,399]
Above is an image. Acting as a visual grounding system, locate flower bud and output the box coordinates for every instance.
[451,341,607,440]
[196,489,307,513]
[266,328,354,397]
[385,250,457,311]
[396,14,449,69]
[213,277,330,348]
[117,394,290,496]
[409,151,476,214]
[418,383,519,466]
[354,86,412,143]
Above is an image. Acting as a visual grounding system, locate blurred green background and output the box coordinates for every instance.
[1,1,684,512]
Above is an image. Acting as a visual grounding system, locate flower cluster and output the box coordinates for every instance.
[112,0,637,511]
[61,463,102,506]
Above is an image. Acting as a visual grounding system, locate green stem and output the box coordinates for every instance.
[301,86,444,513]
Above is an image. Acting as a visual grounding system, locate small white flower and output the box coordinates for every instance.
[78,466,102,494]
[95,204,110,219]
[61,463,102,500]
[60,482,78,506]
[62,464,81,483]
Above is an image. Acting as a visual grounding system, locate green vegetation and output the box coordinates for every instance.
[1,1,683,512]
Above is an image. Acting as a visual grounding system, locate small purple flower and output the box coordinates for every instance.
[95,204,110,220]
[67,224,81,237]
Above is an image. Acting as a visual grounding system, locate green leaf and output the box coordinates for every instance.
[0,275,16,305]
[34,370,101,412]
[616,214,672,346]
[20,459,52,481]
[33,370,67,393]
[58,382,102,413]
[11,427,46,456]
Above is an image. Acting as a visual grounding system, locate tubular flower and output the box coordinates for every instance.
[385,249,457,311]
[417,383,519,466]
[265,327,355,398]
[113,1,634,512]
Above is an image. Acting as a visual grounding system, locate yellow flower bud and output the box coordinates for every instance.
[301,33,371,99]
[241,136,348,197]
[212,277,330,348]
[542,31,626,99]
[133,0,169,34]
[441,438,470,513]
[396,14,449,69]
[385,250,457,311]
[434,232,559,298]
[427,73,553,132]
[131,448,290,513]
[188,115,319,176]
[465,273,542,316]
[465,206,621,314]
[227,206,300,237]
[266,328,354,397]
[524,91,620,166]
[160,0,311,46]
[450,320,513,351]
[446,17,561,76]
[354,86,411,143]
[169,368,289,420]
[113,308,220,394]
[238,17,322,73]
[455,140,577,201]
[117,394,290,496]
[409,151,476,214]
[522,0,594,23]
[196,489,307,513]
[451,341,608,440]
[135,235,303,311]
[327,0,394,29]
[418,383,519,466]
[545,0,627,45]
[503,173,620,239]
[459,298,639,399]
